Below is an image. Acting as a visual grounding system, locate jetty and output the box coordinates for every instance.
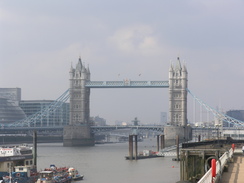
[179,138,244,183]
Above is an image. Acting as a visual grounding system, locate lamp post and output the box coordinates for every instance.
[208,126,211,140]
[187,124,190,142]
[202,126,205,141]
[215,124,221,144]
[195,125,199,142]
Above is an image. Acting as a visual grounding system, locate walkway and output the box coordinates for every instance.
[220,149,244,183]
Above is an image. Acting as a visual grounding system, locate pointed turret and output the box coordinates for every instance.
[69,63,74,78]
[182,62,188,79]
[175,57,182,71]
[169,61,174,78]
[76,57,83,72]
[87,65,91,80]
[174,57,182,77]
[81,62,87,79]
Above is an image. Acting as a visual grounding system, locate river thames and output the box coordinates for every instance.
[36,138,180,183]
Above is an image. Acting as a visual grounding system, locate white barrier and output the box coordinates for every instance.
[197,148,233,183]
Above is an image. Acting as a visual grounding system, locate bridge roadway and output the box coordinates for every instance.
[0,125,164,134]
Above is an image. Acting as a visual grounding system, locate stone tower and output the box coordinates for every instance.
[69,58,90,125]
[63,58,94,146]
[169,57,188,126]
[164,57,192,145]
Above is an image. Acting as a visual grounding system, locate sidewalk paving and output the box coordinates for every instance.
[220,149,244,183]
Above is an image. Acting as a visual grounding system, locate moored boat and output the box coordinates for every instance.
[0,145,37,182]
[68,167,84,181]
[36,165,83,183]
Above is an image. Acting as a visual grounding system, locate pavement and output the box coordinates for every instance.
[220,149,244,183]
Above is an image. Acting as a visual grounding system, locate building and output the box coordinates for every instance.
[0,88,26,124]
[20,100,69,127]
[0,88,21,105]
[91,116,106,126]
[225,110,244,127]
[160,112,167,126]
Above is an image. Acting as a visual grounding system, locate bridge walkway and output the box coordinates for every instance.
[221,149,244,183]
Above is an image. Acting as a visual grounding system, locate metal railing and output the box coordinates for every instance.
[197,148,233,183]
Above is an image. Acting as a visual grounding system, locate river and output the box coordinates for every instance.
[36,138,180,183]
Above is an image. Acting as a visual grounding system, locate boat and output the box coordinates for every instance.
[36,170,54,183]
[16,143,33,155]
[36,165,83,183]
[0,145,38,182]
[68,167,84,181]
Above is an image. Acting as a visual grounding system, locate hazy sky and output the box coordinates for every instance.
[0,1,243,125]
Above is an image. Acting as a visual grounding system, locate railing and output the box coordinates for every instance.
[197,148,234,183]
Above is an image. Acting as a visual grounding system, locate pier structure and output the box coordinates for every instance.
[156,134,165,152]
[127,134,166,160]
[128,135,138,160]
[220,149,244,182]
[179,139,244,182]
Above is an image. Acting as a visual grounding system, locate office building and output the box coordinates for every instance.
[0,88,26,124]
[20,100,69,127]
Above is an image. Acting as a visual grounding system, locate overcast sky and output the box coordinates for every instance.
[0,0,243,125]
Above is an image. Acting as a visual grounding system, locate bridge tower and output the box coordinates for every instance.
[63,58,94,146]
[164,57,192,145]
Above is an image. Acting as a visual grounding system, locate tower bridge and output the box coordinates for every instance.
[3,57,243,146]
[64,57,188,146]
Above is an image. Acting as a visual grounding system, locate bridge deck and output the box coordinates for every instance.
[85,80,169,88]
[221,149,244,183]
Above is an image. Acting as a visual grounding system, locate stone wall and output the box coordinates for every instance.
[63,125,94,146]
[164,126,192,146]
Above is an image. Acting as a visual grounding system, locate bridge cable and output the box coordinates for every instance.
[187,89,244,127]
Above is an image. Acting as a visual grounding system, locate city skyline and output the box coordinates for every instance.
[1,1,244,125]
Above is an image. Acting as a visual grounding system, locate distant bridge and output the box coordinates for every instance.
[0,125,164,136]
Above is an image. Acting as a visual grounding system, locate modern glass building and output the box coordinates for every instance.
[20,100,70,127]
[0,98,26,125]
[0,88,26,125]
[0,88,21,105]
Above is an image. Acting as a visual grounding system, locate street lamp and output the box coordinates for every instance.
[195,125,199,142]
[202,126,205,141]
[187,124,190,142]
[215,124,221,141]
[208,127,211,140]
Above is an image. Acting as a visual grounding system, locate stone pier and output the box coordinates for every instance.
[128,135,138,160]
[164,126,192,146]
[63,125,94,146]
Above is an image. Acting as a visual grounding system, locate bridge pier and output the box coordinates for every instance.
[164,126,192,146]
[156,135,165,151]
[128,135,138,160]
[161,135,165,149]
[63,125,94,146]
